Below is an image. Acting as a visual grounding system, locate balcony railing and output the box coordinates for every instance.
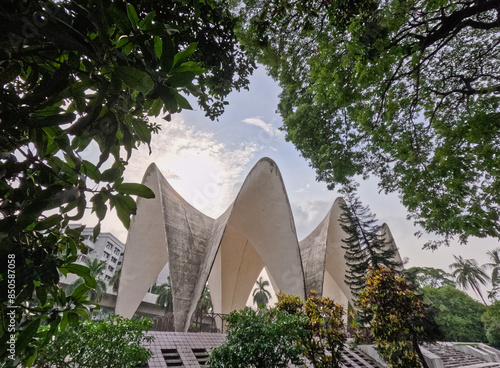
[150,312,228,334]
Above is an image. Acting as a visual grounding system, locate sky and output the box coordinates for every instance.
[85,66,499,302]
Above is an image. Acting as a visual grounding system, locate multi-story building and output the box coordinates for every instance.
[75,227,125,282]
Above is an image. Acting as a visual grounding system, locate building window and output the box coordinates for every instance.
[106,242,113,250]
[103,252,110,259]
[105,275,111,281]
[114,248,120,255]
[117,261,122,266]
[111,257,117,263]
[108,265,114,272]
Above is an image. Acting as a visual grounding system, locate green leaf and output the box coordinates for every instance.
[153,36,162,60]
[108,7,132,34]
[73,305,90,320]
[60,312,69,332]
[148,98,163,117]
[131,119,152,144]
[175,92,193,110]
[82,160,101,182]
[36,286,48,306]
[93,222,101,240]
[168,71,197,88]
[116,35,130,49]
[115,183,155,198]
[60,263,96,288]
[111,194,137,228]
[25,350,37,367]
[91,194,107,221]
[34,214,62,230]
[17,319,41,353]
[173,42,198,68]
[126,4,139,29]
[139,10,156,30]
[71,283,90,302]
[116,66,154,94]
[173,61,205,74]
[160,36,175,72]
[101,167,122,182]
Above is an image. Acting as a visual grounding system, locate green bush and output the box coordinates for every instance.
[423,285,487,342]
[35,315,153,368]
[482,301,500,347]
[208,307,307,368]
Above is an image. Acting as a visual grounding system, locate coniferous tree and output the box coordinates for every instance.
[340,186,401,296]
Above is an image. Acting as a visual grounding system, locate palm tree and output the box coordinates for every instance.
[485,248,500,287]
[449,255,490,305]
[108,267,121,293]
[486,248,500,301]
[196,285,213,315]
[252,276,272,308]
[67,258,107,303]
[152,276,173,312]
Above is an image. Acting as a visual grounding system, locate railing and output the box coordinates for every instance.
[150,312,228,334]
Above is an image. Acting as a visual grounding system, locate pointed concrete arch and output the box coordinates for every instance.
[208,158,306,314]
[299,198,353,310]
[116,158,306,331]
[116,163,215,331]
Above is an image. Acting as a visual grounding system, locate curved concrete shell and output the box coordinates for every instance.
[116,157,402,331]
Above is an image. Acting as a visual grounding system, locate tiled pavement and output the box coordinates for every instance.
[142,331,382,368]
[143,331,226,368]
[142,332,500,368]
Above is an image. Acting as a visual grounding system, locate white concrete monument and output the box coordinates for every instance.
[115,158,402,331]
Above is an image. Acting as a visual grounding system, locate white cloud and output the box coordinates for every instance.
[242,117,281,138]
[124,115,259,218]
[88,114,261,241]
[292,200,333,240]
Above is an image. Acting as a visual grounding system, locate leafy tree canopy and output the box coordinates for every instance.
[35,315,153,368]
[208,307,307,368]
[0,0,253,364]
[235,0,500,248]
[405,266,456,289]
[481,300,500,347]
[423,285,487,342]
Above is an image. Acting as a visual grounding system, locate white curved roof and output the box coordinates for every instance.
[116,158,402,331]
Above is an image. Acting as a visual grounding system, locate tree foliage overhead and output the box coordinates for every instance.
[0,0,253,364]
[235,0,500,248]
[129,0,255,120]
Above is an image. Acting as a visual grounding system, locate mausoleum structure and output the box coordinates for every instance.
[115,158,402,331]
